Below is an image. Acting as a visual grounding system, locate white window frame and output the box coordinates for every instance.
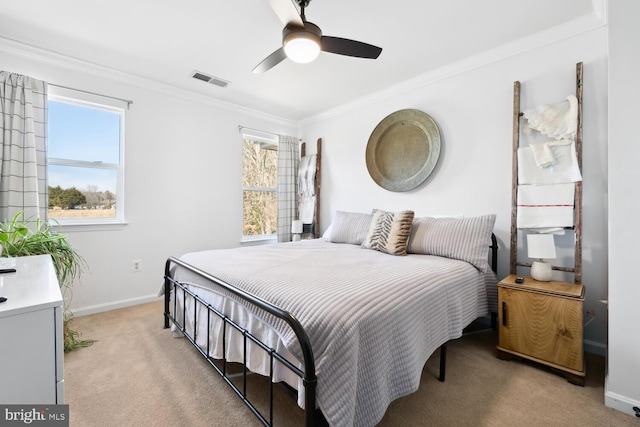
[241,129,278,243]
[48,87,126,227]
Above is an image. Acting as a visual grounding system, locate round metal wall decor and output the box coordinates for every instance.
[366,109,441,192]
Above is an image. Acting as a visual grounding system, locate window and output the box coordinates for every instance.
[47,90,125,225]
[241,131,278,240]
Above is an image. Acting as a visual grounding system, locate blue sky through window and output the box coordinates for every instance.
[48,100,120,193]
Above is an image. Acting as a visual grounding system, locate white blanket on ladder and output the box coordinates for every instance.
[517,183,575,229]
[518,140,582,185]
[298,155,317,224]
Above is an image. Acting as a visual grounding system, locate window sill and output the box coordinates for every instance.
[240,235,277,246]
[49,220,128,232]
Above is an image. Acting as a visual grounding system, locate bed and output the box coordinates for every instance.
[163,212,498,427]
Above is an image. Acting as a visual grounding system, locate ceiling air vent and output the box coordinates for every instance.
[191,71,230,88]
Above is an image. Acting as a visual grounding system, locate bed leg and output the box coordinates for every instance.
[304,376,318,426]
[164,260,171,329]
[491,312,498,331]
[439,344,446,382]
[163,286,170,328]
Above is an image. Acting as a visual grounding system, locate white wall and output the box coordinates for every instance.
[0,39,298,315]
[0,3,616,371]
[606,0,640,417]
[3,5,634,418]
[300,28,609,352]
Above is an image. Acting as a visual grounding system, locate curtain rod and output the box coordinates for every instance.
[238,125,276,136]
[238,125,300,140]
[48,83,133,109]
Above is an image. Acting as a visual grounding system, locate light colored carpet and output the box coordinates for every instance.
[64,300,637,426]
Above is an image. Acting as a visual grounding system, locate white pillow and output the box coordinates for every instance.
[329,211,373,245]
[322,224,333,240]
[417,213,464,219]
[407,214,496,272]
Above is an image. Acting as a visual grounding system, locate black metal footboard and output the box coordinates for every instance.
[163,256,317,426]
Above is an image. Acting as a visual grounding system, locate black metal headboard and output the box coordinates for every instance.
[490,233,498,274]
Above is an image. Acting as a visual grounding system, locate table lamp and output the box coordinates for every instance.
[291,220,303,241]
[527,234,556,281]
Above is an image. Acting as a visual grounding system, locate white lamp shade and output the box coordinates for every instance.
[527,234,556,260]
[291,220,303,234]
[284,36,321,63]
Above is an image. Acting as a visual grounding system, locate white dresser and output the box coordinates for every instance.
[0,254,64,404]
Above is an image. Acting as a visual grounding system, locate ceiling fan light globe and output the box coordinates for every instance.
[283,22,322,64]
[284,37,320,63]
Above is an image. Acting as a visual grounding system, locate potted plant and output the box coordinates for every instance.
[0,211,94,351]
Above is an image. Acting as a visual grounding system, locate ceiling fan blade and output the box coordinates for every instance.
[268,0,303,26]
[252,47,288,73]
[321,36,382,59]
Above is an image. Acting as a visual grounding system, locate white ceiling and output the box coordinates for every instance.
[0,0,596,121]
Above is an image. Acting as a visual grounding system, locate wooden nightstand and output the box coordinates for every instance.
[497,274,586,385]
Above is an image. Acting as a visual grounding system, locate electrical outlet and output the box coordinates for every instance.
[132,259,142,272]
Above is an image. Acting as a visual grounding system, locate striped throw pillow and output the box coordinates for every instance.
[329,211,373,245]
[407,214,496,271]
[362,209,415,256]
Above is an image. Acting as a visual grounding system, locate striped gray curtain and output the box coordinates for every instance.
[0,71,48,223]
[276,135,299,242]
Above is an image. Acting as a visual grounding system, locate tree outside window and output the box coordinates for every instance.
[242,135,278,239]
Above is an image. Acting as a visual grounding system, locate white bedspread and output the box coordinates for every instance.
[170,239,490,427]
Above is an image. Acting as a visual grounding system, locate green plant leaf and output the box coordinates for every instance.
[0,211,90,352]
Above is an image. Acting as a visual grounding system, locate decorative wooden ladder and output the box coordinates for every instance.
[509,62,584,284]
[300,138,322,238]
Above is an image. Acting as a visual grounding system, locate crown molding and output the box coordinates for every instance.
[0,36,297,128]
[592,0,608,22]
[0,0,607,131]
[299,4,608,127]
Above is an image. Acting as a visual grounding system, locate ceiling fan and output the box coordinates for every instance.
[253,0,383,73]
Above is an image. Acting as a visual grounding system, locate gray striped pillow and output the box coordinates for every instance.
[329,211,373,245]
[407,215,496,271]
[362,210,415,256]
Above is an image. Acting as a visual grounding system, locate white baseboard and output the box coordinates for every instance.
[69,294,162,317]
[605,390,640,419]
